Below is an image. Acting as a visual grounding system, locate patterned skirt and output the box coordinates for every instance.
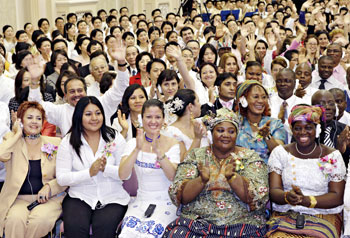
[266,211,342,238]
[162,216,267,238]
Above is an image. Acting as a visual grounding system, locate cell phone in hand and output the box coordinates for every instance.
[27,200,40,211]
[144,204,156,218]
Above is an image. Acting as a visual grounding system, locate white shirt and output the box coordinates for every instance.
[310,71,343,90]
[87,80,101,97]
[0,74,14,104]
[339,111,350,126]
[295,82,319,105]
[270,94,304,143]
[29,70,129,136]
[0,102,10,182]
[56,133,130,209]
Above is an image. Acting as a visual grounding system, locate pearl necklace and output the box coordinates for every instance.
[295,142,317,156]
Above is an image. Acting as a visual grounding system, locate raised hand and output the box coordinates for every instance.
[267,33,277,48]
[225,158,237,181]
[99,156,107,172]
[27,63,44,83]
[246,34,257,50]
[258,120,271,138]
[294,84,306,98]
[109,39,127,63]
[117,110,129,132]
[90,158,102,177]
[198,157,210,184]
[208,86,216,104]
[193,121,207,139]
[337,126,350,153]
[166,45,182,61]
[135,128,144,151]
[11,110,22,135]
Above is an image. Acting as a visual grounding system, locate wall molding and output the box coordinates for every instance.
[56,0,98,5]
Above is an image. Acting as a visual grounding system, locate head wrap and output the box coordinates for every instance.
[202,108,239,131]
[288,105,325,126]
[236,80,267,99]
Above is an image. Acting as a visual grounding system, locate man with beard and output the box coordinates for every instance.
[312,90,350,167]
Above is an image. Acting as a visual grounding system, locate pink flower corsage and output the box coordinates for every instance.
[41,143,58,161]
[102,141,117,158]
[318,155,337,177]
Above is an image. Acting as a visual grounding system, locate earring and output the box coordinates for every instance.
[335,104,339,118]
[316,124,321,138]
[240,96,248,108]
[190,111,194,121]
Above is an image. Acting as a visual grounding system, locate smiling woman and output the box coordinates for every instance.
[118,99,180,238]
[163,108,269,238]
[0,101,65,238]
[267,105,346,238]
[56,96,129,238]
[235,80,287,163]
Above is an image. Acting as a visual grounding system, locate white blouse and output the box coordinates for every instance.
[268,145,346,215]
[56,133,130,209]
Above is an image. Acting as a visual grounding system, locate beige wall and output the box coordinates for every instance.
[0,0,180,32]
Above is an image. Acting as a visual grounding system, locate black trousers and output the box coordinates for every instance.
[62,195,127,238]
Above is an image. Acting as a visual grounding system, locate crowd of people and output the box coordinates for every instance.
[1,0,350,237]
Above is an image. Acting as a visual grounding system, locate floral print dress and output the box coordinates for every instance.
[169,146,269,227]
[236,116,287,164]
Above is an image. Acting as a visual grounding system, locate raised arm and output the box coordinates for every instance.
[166,45,195,91]
[100,40,130,124]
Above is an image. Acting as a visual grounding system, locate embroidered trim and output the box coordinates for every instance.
[136,159,161,169]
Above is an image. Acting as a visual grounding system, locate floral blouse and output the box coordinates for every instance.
[236,116,287,164]
[169,146,269,227]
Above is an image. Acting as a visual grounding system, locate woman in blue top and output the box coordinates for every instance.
[235,80,287,163]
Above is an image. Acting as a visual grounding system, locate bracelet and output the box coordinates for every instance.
[228,173,237,183]
[118,62,128,67]
[284,192,292,205]
[309,196,317,208]
[265,133,272,140]
[157,154,167,162]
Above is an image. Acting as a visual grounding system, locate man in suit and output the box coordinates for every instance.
[201,72,237,116]
[312,90,350,167]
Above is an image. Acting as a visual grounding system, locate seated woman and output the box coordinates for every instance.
[112,84,148,141]
[118,99,180,238]
[267,105,346,238]
[56,96,129,238]
[236,80,286,163]
[0,101,65,238]
[9,67,56,136]
[163,89,209,161]
[163,108,269,237]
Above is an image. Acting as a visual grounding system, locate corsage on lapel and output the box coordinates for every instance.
[41,143,58,161]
